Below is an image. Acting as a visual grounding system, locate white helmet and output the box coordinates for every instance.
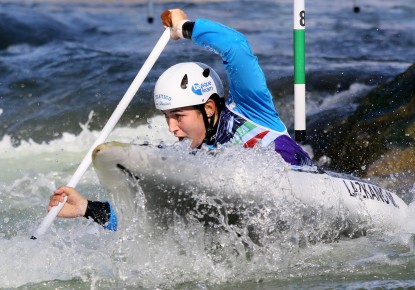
[154,62,224,110]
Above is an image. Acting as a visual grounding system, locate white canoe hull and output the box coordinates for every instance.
[92,141,408,240]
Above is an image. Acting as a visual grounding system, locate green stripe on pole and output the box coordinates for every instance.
[294,29,305,84]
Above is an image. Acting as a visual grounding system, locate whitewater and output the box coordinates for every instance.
[0,0,414,288]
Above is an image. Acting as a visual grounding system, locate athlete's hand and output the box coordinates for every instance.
[160,9,189,40]
[48,186,88,218]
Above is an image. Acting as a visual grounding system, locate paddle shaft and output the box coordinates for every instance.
[31,28,171,239]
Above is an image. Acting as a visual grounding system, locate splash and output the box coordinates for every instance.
[86,143,379,287]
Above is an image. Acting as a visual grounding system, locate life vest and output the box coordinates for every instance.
[215,106,313,166]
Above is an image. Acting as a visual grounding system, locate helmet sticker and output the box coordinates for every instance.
[154,94,172,107]
[192,83,203,95]
[191,81,214,96]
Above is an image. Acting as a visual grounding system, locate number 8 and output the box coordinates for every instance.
[299,10,305,27]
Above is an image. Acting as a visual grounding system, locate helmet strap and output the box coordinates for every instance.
[205,111,218,146]
[196,104,217,147]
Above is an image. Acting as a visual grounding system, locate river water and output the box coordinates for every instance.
[1,0,414,288]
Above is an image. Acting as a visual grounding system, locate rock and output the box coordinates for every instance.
[367,147,415,176]
[306,64,415,177]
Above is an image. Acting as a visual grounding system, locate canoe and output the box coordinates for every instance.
[92,141,408,243]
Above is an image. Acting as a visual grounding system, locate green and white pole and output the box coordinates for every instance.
[294,0,306,141]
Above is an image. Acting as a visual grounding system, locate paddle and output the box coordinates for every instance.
[31,28,171,239]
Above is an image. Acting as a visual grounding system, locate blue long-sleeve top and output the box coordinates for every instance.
[192,19,312,166]
[192,19,288,135]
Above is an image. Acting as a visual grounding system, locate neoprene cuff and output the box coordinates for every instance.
[84,200,117,231]
[182,21,195,39]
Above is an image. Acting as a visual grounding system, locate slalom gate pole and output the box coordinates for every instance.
[147,0,154,23]
[294,0,306,142]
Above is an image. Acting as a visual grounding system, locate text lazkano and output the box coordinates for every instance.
[343,180,399,208]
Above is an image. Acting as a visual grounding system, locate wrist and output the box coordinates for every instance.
[78,200,88,217]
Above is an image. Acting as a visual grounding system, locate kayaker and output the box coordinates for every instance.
[48,8,312,229]
[157,9,312,166]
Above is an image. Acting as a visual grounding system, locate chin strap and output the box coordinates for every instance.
[205,113,218,146]
[196,104,217,147]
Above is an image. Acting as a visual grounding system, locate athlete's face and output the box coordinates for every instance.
[163,106,206,148]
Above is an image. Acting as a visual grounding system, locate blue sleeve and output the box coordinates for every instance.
[191,19,286,133]
[103,201,118,231]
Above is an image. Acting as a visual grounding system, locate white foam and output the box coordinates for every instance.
[307,83,373,116]
[0,114,175,159]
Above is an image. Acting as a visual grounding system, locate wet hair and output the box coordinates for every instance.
[194,93,225,115]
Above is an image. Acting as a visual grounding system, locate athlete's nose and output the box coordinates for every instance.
[166,117,179,134]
